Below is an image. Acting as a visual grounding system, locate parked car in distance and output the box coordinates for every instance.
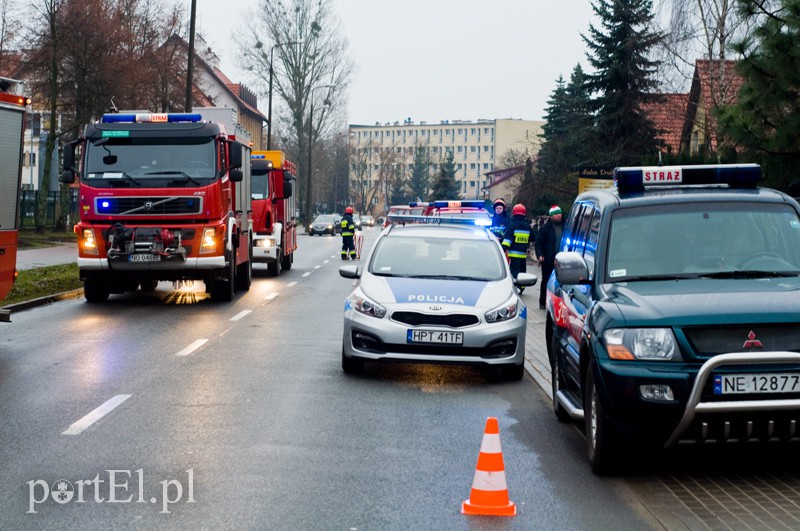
[361,215,375,227]
[309,214,340,236]
[339,222,537,378]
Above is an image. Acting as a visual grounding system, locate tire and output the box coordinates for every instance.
[209,252,235,302]
[281,251,292,271]
[84,275,109,303]
[139,279,158,294]
[552,333,571,422]
[341,349,364,374]
[235,239,253,291]
[267,246,281,277]
[502,363,525,381]
[585,367,621,475]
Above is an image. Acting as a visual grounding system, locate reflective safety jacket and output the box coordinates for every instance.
[341,213,355,237]
[502,215,532,259]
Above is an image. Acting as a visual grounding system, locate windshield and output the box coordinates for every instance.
[83,137,217,187]
[252,168,270,200]
[314,215,337,223]
[606,202,800,281]
[369,236,505,281]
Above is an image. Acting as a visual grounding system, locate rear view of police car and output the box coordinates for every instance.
[546,164,800,475]
[339,222,537,379]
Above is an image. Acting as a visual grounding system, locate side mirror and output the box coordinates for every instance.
[339,265,360,279]
[60,141,77,183]
[514,272,538,287]
[282,175,293,198]
[59,171,75,184]
[229,168,243,182]
[554,251,590,285]
[228,141,243,169]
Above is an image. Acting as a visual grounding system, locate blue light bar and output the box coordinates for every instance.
[431,200,486,209]
[387,213,490,227]
[408,201,431,207]
[614,164,761,193]
[100,113,202,124]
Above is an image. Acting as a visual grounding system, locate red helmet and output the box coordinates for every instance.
[512,203,527,216]
[345,206,353,214]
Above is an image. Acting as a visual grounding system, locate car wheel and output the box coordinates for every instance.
[502,364,525,381]
[551,333,571,422]
[585,368,621,475]
[341,349,364,374]
[235,238,253,291]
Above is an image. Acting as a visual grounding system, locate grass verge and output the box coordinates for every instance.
[3,263,82,306]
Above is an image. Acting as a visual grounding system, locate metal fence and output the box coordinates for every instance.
[19,190,78,230]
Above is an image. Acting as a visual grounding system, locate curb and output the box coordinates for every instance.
[1,288,84,316]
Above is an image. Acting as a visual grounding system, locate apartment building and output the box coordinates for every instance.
[348,118,543,208]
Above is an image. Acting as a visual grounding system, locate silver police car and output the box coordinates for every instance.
[339,223,537,379]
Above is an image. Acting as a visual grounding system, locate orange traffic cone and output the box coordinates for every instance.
[462,417,516,517]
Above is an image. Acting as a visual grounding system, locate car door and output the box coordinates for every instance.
[555,202,600,383]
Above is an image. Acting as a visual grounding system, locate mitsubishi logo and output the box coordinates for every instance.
[743,330,763,349]
[144,201,154,210]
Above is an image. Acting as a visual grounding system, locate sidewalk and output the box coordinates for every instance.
[9,245,553,393]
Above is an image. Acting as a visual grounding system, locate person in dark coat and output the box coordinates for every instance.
[489,198,510,241]
[534,205,563,309]
[340,207,357,260]
[502,204,533,290]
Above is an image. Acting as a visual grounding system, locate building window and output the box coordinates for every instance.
[471,128,476,135]
[483,145,489,152]
[457,146,463,152]
[470,146,476,153]
[470,163,476,169]
[469,181,475,188]
[483,163,489,169]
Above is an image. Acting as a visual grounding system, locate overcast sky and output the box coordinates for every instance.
[194,0,597,125]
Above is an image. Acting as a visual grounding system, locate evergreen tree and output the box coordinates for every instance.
[427,150,460,200]
[408,144,431,201]
[583,0,662,166]
[718,0,800,191]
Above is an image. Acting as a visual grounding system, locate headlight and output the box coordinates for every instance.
[82,228,98,255]
[350,289,386,318]
[327,225,333,229]
[485,296,518,323]
[603,328,679,361]
[200,227,218,254]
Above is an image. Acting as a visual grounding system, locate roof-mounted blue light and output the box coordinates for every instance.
[431,200,486,209]
[614,164,761,193]
[101,113,202,124]
[387,213,491,227]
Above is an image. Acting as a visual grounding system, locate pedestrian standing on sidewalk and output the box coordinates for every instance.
[340,206,357,260]
[534,205,563,309]
[502,204,533,291]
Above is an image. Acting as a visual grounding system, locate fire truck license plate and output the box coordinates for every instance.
[407,329,463,345]
[129,253,160,262]
[714,373,800,394]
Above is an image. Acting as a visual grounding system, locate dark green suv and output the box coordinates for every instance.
[545,164,800,475]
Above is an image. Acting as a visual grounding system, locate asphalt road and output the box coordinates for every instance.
[1,229,660,529]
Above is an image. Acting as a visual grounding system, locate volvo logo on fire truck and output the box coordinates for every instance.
[144,202,153,210]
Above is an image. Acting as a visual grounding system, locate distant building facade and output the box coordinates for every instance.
[348,118,543,211]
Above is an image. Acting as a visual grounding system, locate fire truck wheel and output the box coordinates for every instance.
[210,253,235,302]
[281,251,292,271]
[84,275,109,303]
[139,279,158,293]
[236,244,253,291]
[267,248,281,277]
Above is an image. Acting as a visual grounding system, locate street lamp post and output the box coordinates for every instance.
[305,84,335,224]
[267,40,302,150]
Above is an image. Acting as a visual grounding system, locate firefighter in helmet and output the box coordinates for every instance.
[489,198,510,240]
[502,204,533,289]
[341,206,357,260]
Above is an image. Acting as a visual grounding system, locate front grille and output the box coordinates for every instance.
[94,196,203,216]
[392,311,479,327]
[677,411,800,444]
[684,325,800,357]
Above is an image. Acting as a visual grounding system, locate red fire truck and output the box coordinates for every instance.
[60,112,253,302]
[250,150,297,275]
[0,78,30,322]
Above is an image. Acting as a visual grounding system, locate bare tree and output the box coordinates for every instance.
[0,0,22,73]
[236,0,354,222]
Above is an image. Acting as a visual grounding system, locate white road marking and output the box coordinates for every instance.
[323,259,330,264]
[286,282,298,288]
[266,292,279,300]
[314,265,321,269]
[63,394,132,436]
[302,272,311,277]
[230,310,251,321]
[175,338,209,357]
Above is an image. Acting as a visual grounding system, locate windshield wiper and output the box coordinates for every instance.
[617,273,700,281]
[146,171,202,186]
[700,270,800,279]
[98,171,141,186]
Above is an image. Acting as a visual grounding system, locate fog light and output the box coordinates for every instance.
[639,384,674,401]
[82,228,98,255]
[200,227,217,254]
